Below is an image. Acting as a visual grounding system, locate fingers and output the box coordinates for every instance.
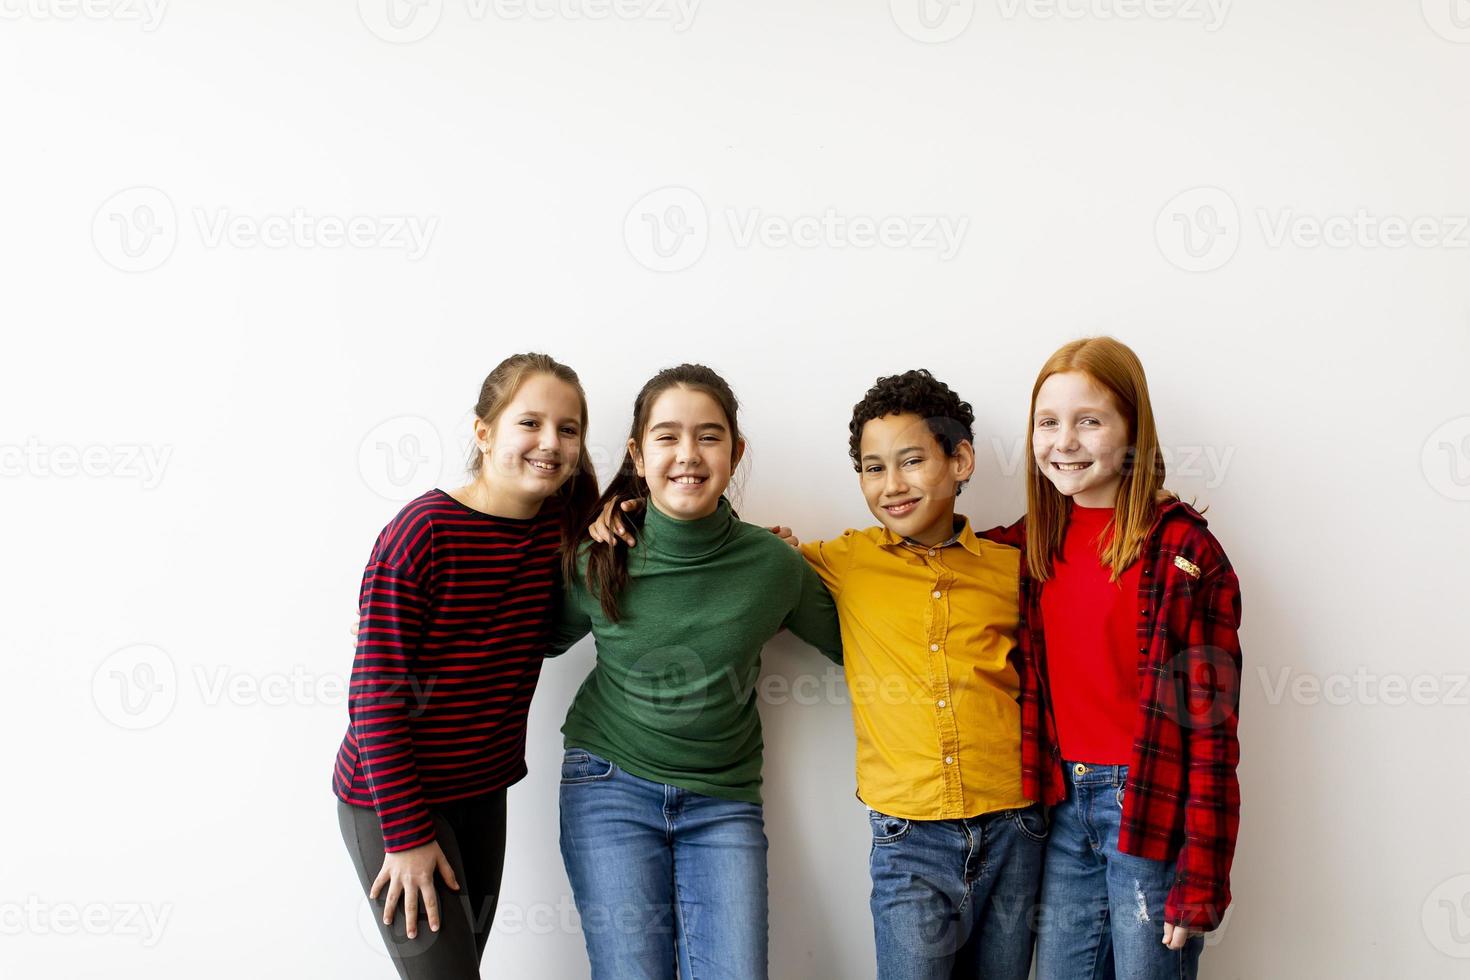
[350,622,360,637]
[1162,921,1191,950]
[614,516,635,547]
[436,851,461,892]
[404,884,420,939]
[382,878,402,927]
[369,865,388,902]
[619,498,639,512]
[421,881,440,935]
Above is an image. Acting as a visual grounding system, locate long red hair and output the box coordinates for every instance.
[1024,337,1173,581]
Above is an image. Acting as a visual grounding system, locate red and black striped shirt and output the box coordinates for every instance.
[332,489,562,852]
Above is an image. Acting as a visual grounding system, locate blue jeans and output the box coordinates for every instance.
[868,803,1046,980]
[558,748,768,980]
[1035,762,1204,980]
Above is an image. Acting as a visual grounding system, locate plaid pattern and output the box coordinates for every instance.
[981,499,1243,931]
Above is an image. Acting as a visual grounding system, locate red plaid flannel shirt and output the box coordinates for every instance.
[980,499,1242,931]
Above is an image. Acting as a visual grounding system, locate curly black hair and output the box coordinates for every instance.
[848,369,975,490]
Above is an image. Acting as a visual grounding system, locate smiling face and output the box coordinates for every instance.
[858,413,975,547]
[632,385,744,521]
[476,372,584,513]
[1031,370,1130,508]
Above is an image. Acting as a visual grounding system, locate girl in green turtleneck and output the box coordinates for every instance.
[550,363,841,980]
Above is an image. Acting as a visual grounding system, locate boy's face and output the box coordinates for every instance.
[858,413,975,547]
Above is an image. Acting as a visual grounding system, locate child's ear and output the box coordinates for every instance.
[732,437,747,470]
[628,437,645,478]
[952,439,977,486]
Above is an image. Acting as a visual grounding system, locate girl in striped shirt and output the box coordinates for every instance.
[334,353,598,979]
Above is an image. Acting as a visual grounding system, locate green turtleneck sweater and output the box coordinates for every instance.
[551,497,843,804]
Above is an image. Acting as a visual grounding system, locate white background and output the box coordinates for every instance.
[4,1,1469,977]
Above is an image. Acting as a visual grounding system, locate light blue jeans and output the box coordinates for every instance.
[558,748,768,980]
[868,803,1046,980]
[1035,762,1204,980]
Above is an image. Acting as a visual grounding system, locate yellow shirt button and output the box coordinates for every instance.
[932,590,941,599]
[944,756,954,765]
[930,643,939,652]
[937,699,946,708]
[928,549,936,556]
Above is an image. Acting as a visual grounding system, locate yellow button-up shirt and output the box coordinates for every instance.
[800,518,1027,821]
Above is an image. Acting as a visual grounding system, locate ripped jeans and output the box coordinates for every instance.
[1035,763,1203,980]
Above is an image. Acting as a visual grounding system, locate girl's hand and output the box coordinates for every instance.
[767,526,799,548]
[370,840,461,939]
[1162,921,1199,949]
[588,498,642,547]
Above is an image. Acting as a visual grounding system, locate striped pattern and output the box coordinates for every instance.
[332,489,562,852]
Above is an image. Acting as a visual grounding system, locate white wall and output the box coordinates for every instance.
[4,1,1469,977]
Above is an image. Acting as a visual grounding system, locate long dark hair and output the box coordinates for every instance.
[469,353,600,559]
[572,364,742,622]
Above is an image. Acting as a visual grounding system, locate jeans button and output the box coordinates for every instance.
[1073,763,1087,775]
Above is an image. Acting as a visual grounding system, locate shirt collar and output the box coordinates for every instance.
[877,515,986,559]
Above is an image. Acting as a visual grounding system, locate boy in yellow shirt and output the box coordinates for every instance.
[797,369,1040,980]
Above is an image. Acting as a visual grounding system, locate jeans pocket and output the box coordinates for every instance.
[1009,802,1050,843]
[560,748,616,784]
[867,809,911,845]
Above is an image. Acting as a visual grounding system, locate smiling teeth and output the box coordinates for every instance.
[1053,462,1091,471]
[526,459,558,471]
[672,476,705,483]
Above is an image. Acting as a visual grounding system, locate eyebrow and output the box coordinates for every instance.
[516,410,581,426]
[860,446,925,462]
[649,421,727,433]
[1034,405,1109,415]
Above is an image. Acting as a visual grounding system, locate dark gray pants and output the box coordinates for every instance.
[339,791,508,979]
